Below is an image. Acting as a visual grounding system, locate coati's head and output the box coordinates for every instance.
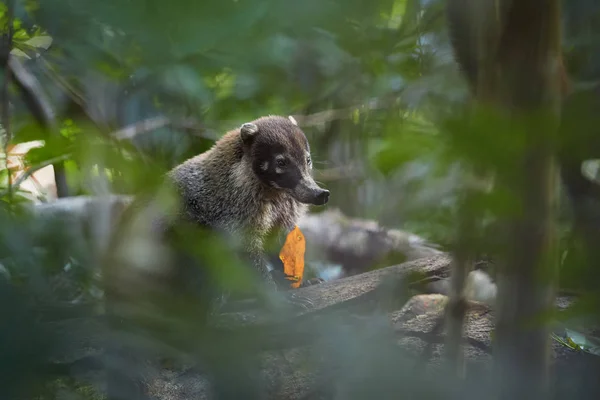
[239,115,330,206]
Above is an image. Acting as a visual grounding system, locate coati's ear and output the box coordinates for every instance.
[240,122,259,144]
[288,115,298,126]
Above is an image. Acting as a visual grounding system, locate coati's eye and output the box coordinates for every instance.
[307,156,312,166]
[276,158,287,168]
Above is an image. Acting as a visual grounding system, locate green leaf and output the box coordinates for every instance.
[564,329,600,356]
[23,35,53,50]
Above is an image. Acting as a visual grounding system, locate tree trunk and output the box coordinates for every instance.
[483,2,563,399]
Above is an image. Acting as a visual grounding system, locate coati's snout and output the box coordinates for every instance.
[240,116,330,206]
[290,178,330,205]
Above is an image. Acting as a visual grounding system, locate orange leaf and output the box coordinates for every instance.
[279,225,306,289]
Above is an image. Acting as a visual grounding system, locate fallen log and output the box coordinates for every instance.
[297,208,444,279]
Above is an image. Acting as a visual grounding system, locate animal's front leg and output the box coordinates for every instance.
[216,229,314,315]
[242,244,314,313]
[221,243,314,315]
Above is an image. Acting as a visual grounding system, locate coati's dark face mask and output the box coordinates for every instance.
[239,117,330,206]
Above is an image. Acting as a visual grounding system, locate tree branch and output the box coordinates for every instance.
[112,116,217,141]
[7,55,69,197]
[290,94,402,127]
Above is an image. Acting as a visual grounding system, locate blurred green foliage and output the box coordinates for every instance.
[1,0,600,399]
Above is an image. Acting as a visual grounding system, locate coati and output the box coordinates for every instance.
[107,114,330,326]
[102,116,329,399]
[163,115,330,308]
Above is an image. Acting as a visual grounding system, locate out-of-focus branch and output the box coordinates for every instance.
[38,56,88,114]
[291,95,401,127]
[444,189,477,378]
[1,1,15,200]
[112,116,218,141]
[8,56,56,125]
[7,55,70,197]
[312,163,363,182]
[111,93,401,145]
[0,154,71,199]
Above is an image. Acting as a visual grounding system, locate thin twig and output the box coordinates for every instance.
[217,94,402,130]
[38,56,88,119]
[1,1,15,200]
[112,116,216,141]
[0,153,71,198]
[8,56,56,126]
[291,94,402,127]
